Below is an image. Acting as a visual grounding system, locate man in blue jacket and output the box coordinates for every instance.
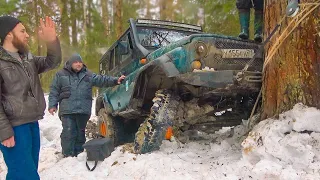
[48,54,125,157]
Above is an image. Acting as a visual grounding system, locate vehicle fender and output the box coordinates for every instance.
[152,54,180,77]
[139,48,186,77]
[95,94,113,115]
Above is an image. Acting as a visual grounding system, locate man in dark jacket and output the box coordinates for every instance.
[236,0,264,43]
[48,54,125,157]
[0,16,61,179]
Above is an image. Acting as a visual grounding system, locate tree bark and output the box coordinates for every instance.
[146,0,151,19]
[159,0,173,20]
[61,0,70,45]
[70,0,78,47]
[115,0,122,38]
[83,0,87,32]
[262,0,320,119]
[87,0,92,30]
[102,0,110,36]
[166,0,174,21]
[159,0,166,20]
[33,0,42,55]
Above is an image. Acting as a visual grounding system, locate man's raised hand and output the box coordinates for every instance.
[38,16,57,43]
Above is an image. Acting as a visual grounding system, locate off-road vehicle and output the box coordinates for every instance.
[96,19,263,154]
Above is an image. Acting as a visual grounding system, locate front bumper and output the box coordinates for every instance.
[177,70,262,89]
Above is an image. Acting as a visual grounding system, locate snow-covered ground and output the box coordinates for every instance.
[1,97,320,180]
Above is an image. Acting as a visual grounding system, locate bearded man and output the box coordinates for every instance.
[0,15,61,180]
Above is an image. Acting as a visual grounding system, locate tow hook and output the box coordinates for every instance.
[235,71,262,83]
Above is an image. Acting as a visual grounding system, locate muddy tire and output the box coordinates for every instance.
[134,90,180,154]
[98,108,125,146]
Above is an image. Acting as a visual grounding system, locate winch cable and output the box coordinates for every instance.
[263,1,320,73]
[247,2,320,129]
[245,16,286,129]
[242,21,283,72]
[243,1,320,75]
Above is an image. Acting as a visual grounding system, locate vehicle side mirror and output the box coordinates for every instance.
[118,41,129,55]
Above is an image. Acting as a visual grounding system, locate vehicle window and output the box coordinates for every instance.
[120,34,132,62]
[128,33,133,49]
[115,33,132,63]
[105,32,133,73]
[109,49,115,71]
[137,27,195,48]
[114,45,121,66]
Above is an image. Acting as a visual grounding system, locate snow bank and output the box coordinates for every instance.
[242,103,320,179]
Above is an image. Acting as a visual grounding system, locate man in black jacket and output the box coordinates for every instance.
[0,16,61,180]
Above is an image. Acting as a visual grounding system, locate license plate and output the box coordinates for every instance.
[221,49,255,59]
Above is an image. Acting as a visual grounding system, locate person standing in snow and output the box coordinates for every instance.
[48,54,125,157]
[0,16,62,179]
[236,0,264,43]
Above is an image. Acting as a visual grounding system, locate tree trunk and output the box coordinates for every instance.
[199,1,205,28]
[83,0,87,44]
[146,0,151,19]
[87,0,92,30]
[159,0,166,20]
[70,0,78,47]
[115,0,122,38]
[61,0,70,45]
[33,0,41,55]
[173,0,183,22]
[166,0,174,21]
[262,0,320,119]
[102,0,109,36]
[159,0,174,20]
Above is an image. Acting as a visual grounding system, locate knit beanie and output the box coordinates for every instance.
[68,53,83,64]
[0,16,21,45]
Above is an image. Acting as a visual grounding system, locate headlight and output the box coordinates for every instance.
[195,41,208,58]
[191,60,202,70]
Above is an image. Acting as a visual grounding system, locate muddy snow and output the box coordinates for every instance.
[1,96,320,180]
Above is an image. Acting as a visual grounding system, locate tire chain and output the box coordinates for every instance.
[134,89,179,153]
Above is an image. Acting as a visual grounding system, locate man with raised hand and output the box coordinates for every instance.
[0,16,61,180]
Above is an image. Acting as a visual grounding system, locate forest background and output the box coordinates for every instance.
[0,0,245,92]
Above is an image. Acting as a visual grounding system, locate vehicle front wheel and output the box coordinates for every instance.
[134,90,180,154]
[97,108,125,146]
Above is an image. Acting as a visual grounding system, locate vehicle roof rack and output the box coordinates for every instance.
[136,19,202,32]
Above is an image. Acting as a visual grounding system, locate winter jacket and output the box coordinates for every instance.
[0,39,62,141]
[48,57,118,116]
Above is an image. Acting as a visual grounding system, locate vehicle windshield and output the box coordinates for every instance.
[137,27,197,48]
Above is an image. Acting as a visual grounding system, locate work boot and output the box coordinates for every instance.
[238,10,250,40]
[254,11,263,43]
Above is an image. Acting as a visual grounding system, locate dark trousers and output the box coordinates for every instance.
[60,114,90,157]
[236,0,264,11]
[0,122,40,180]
